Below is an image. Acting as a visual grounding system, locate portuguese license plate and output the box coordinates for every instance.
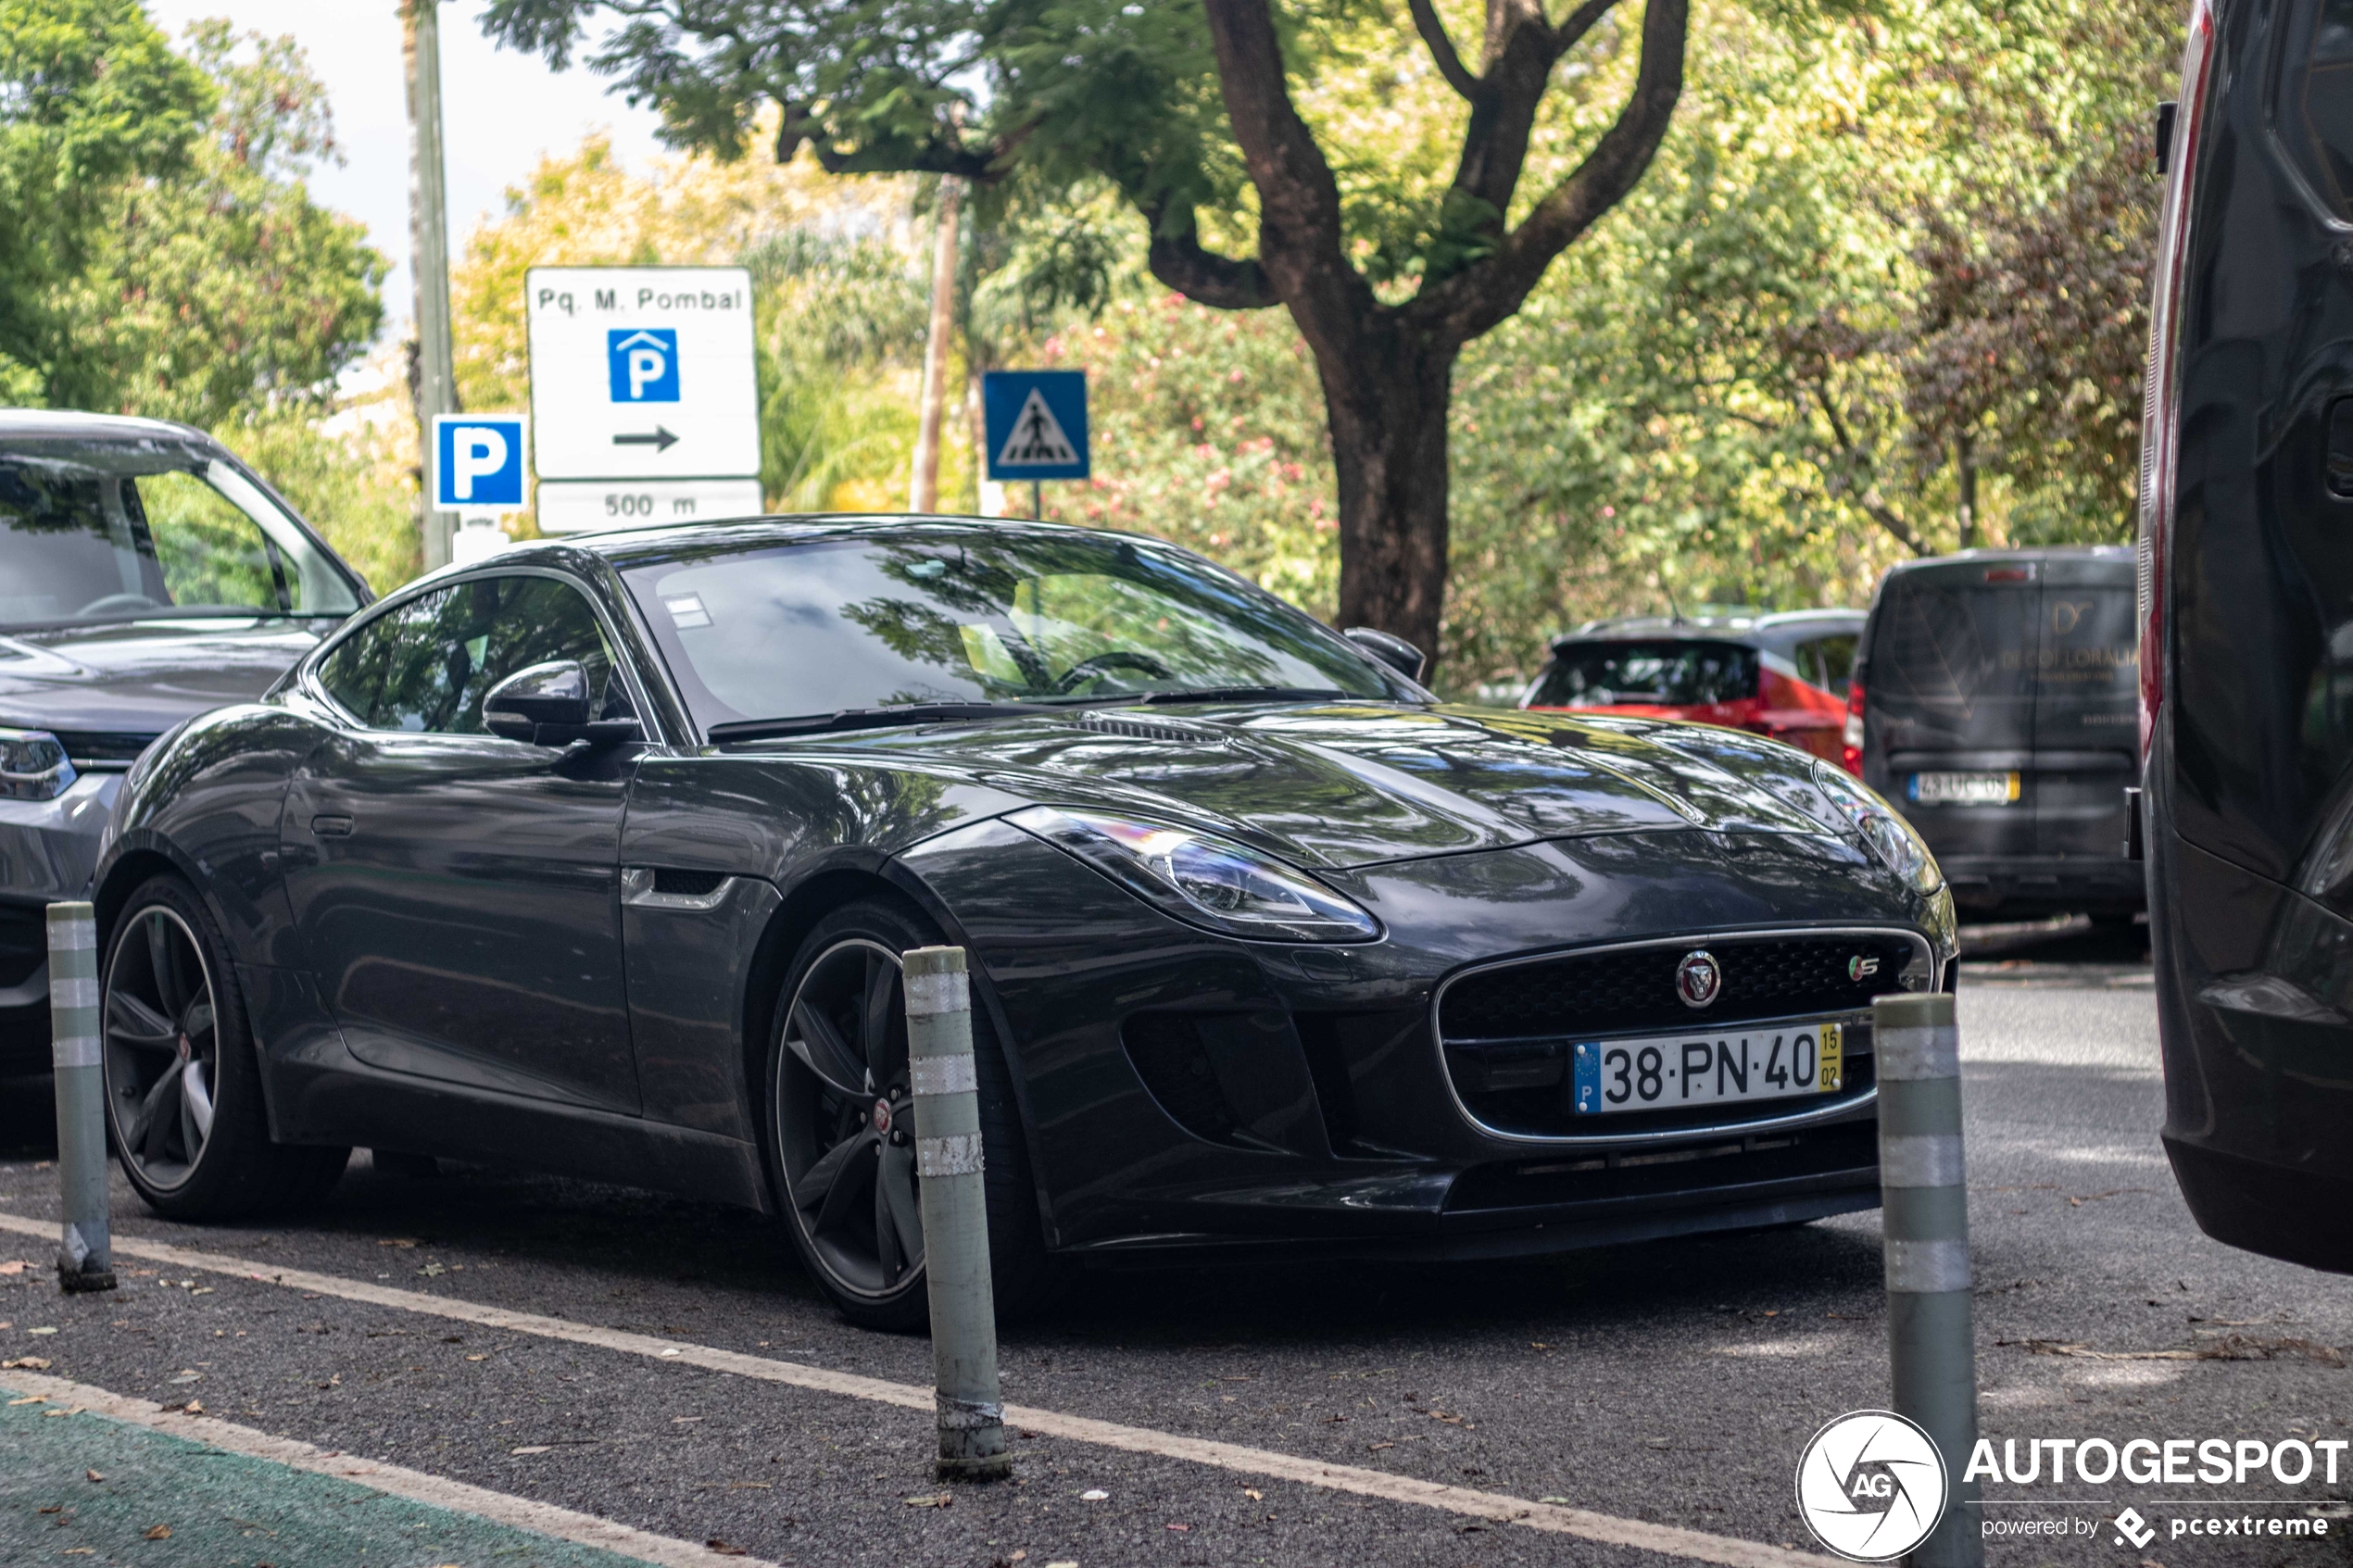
[1908,771,2020,806]
[1570,1023,1843,1115]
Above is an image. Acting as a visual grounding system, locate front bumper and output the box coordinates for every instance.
[0,770,123,1073]
[900,819,1946,1259]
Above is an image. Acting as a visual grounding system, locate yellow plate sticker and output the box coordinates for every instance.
[1819,1022,1843,1092]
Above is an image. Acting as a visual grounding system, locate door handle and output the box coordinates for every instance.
[311,814,354,838]
[2329,396,2353,497]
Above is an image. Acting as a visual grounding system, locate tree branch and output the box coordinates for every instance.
[1418,0,1685,345]
[1142,202,1277,310]
[1803,383,1930,555]
[1409,0,1486,102]
[1198,0,1372,346]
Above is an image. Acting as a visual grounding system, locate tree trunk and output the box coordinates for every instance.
[1314,320,1458,671]
[909,178,962,512]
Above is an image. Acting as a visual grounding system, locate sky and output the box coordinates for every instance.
[143,0,673,341]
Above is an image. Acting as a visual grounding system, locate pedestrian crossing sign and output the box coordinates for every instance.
[983,370,1088,481]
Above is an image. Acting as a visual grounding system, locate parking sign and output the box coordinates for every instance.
[431,415,527,511]
[608,329,680,403]
[525,266,760,482]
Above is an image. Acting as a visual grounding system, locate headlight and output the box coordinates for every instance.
[1008,806,1380,942]
[1811,762,1944,896]
[0,728,75,802]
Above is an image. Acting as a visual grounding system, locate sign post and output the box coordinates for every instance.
[526,267,763,533]
[982,370,1088,518]
[429,414,527,565]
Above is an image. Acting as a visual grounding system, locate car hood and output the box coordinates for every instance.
[0,620,333,755]
[777,701,1853,871]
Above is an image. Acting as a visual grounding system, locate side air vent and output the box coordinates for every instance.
[1123,1013,1247,1144]
[653,867,726,897]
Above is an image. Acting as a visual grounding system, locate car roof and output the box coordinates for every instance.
[0,408,214,447]
[1549,608,1864,654]
[478,513,1164,573]
[1879,545,2134,591]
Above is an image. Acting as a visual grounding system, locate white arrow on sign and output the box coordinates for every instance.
[996,387,1079,468]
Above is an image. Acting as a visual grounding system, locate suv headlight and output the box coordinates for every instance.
[0,729,75,802]
[1812,762,1944,896]
[1009,806,1380,942]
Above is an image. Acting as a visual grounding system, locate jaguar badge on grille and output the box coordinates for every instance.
[1848,954,1880,981]
[1674,949,1721,1009]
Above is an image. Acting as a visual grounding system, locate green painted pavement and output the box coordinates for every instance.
[0,1383,653,1568]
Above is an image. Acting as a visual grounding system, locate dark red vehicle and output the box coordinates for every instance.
[1519,610,1863,766]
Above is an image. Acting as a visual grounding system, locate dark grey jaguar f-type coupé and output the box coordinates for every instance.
[94,518,1954,1325]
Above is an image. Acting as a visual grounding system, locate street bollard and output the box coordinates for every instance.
[47,902,115,1294]
[1875,990,1980,1568]
[902,945,1010,1482]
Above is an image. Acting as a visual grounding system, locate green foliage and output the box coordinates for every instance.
[0,0,214,395]
[212,409,421,596]
[2,9,383,421]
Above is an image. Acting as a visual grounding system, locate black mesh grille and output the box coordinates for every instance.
[51,728,155,764]
[0,903,44,990]
[1440,934,1920,1043]
[1122,1013,1241,1144]
[653,867,726,897]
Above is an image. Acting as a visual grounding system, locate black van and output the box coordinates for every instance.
[2139,0,2353,1271]
[1855,548,2142,922]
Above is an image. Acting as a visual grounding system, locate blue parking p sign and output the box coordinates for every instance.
[432,416,526,510]
[608,328,680,402]
[983,370,1088,481]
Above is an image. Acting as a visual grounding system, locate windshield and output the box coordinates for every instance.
[618,529,1410,731]
[1529,640,1760,707]
[0,438,359,630]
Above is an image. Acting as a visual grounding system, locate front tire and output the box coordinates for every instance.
[100,875,346,1219]
[763,897,1050,1331]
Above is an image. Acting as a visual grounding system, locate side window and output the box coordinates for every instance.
[2277,0,2353,217]
[129,471,290,613]
[1797,635,1856,698]
[319,576,619,734]
[318,587,452,727]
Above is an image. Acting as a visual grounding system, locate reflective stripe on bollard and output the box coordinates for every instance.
[47,901,116,1294]
[1876,990,1979,1567]
[903,945,1009,1482]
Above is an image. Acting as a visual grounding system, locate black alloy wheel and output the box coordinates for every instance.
[774,935,928,1323]
[100,875,349,1218]
[103,902,220,1191]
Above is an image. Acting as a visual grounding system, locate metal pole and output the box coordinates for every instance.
[47,903,114,1294]
[1032,480,1041,520]
[902,946,1010,1482]
[405,0,459,571]
[1875,991,1981,1568]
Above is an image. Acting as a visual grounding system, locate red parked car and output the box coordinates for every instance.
[1519,610,1864,766]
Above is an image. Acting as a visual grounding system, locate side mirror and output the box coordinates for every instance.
[484,660,640,747]
[1343,625,1428,684]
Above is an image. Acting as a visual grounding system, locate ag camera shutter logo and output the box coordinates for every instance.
[1796,1411,1949,1562]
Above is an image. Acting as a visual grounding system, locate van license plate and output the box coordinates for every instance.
[1909,771,2019,806]
[1571,1024,1843,1115]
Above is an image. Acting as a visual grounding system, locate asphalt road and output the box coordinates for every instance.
[0,925,2347,1568]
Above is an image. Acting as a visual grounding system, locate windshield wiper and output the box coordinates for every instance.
[707,703,1057,743]
[1137,686,1353,706]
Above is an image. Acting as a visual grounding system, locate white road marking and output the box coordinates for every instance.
[0,1367,777,1568]
[0,1210,1835,1568]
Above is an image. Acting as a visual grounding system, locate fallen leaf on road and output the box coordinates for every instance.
[144,1525,171,1540]
[182,1400,204,1415]
[1367,1443,1394,1451]
[1529,1341,1550,1350]
[903,1494,952,1508]
[8,1394,46,1403]
[510,1446,551,1455]
[1426,1411,1467,1425]
[29,1327,57,1336]
[705,1539,747,1556]
[1165,1522,1191,1531]
[62,1549,94,1556]
[43,1409,68,1418]
[0,1261,26,1275]
[2004,1336,2346,1367]
[85,1471,102,1483]
[378,1238,419,1248]
[1079,1488,1109,1500]
[1541,1496,1573,1504]
[1242,1489,1262,1501]
[1045,1562,1078,1567]
[190,1287,212,1297]
[418,1263,447,1278]
[464,1355,486,1362]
